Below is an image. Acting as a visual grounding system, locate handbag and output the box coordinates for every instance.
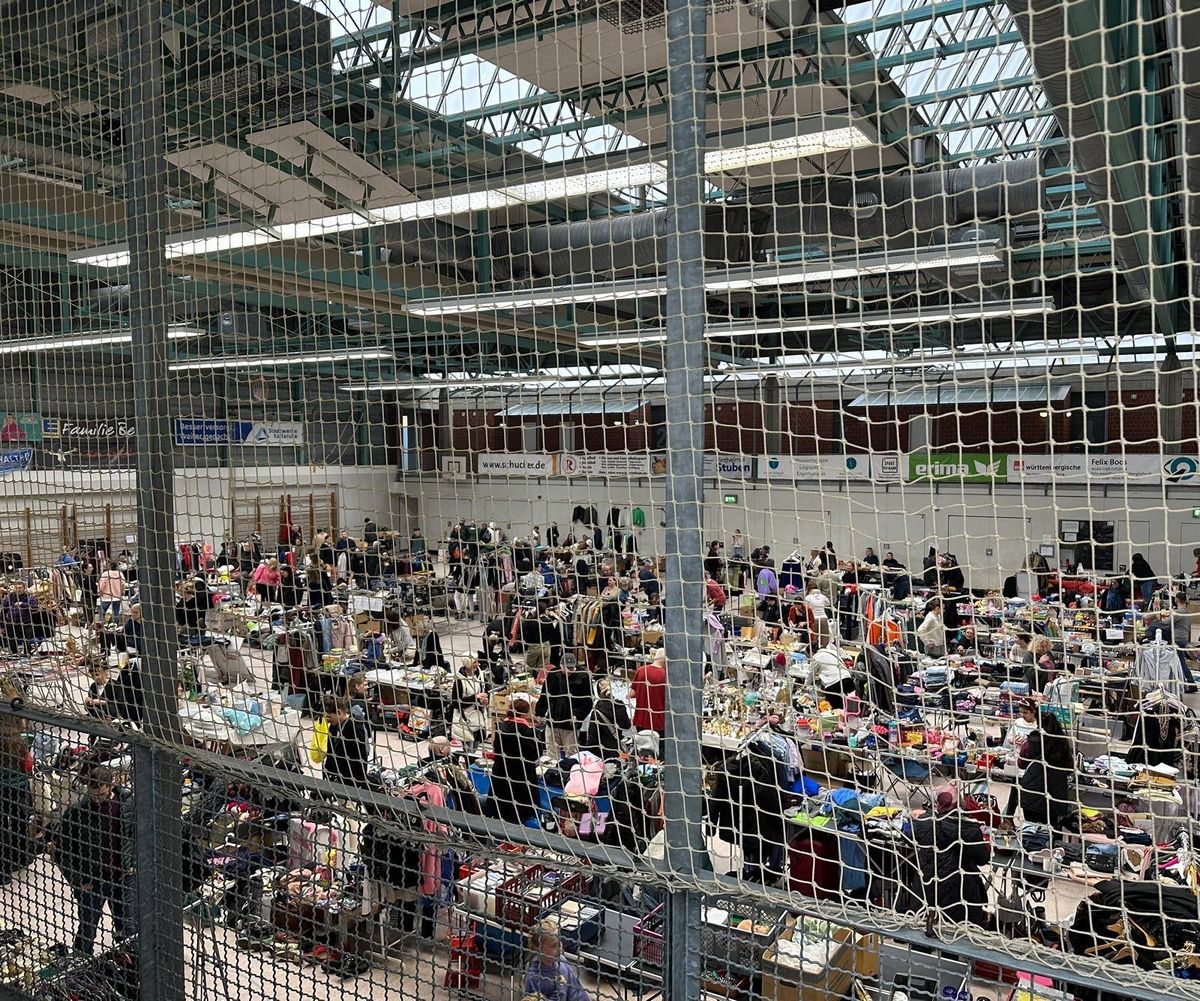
[308,717,329,764]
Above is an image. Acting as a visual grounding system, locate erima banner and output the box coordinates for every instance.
[907,452,1008,482]
[758,454,876,480]
[478,453,556,476]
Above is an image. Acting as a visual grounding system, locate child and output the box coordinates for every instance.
[523,921,592,1001]
[85,663,112,722]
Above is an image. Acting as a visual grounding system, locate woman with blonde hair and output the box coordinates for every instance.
[523,920,592,1001]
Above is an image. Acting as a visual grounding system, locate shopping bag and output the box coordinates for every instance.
[308,717,329,764]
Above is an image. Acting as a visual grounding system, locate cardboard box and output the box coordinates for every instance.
[801,743,855,781]
[760,923,878,1001]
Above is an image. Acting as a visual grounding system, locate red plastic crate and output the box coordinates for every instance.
[632,904,665,969]
[496,863,587,927]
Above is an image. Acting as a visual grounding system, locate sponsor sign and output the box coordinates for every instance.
[873,452,901,482]
[42,418,135,438]
[477,452,556,476]
[558,453,650,477]
[0,449,33,475]
[704,454,755,478]
[758,454,875,480]
[174,418,230,446]
[1163,455,1200,484]
[173,419,305,446]
[1009,454,1199,484]
[907,452,1008,483]
[232,421,305,446]
[0,413,41,444]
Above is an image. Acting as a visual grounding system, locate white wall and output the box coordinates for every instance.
[0,466,395,552]
[401,473,1200,586]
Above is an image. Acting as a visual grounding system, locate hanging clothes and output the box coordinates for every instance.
[631,507,646,528]
[778,553,806,592]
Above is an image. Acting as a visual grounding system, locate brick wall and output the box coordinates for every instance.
[1108,389,1160,453]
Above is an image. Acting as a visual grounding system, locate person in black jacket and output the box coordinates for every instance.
[922,547,939,589]
[709,740,789,885]
[582,678,631,759]
[411,616,448,669]
[901,785,989,926]
[488,693,541,826]
[535,661,594,760]
[1001,710,1073,828]
[322,695,372,789]
[55,766,134,955]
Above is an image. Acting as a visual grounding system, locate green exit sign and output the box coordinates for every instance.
[723,494,738,505]
[1193,508,1200,518]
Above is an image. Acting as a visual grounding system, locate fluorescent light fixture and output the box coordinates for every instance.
[169,348,391,372]
[503,163,668,202]
[342,373,658,392]
[405,278,668,316]
[705,242,1003,291]
[0,325,205,354]
[578,332,669,348]
[842,297,1053,328]
[67,165,672,269]
[411,243,1003,316]
[704,126,872,173]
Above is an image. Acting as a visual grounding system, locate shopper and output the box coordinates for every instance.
[96,565,125,622]
[631,650,667,736]
[488,692,541,826]
[755,559,778,598]
[0,730,33,885]
[582,678,632,759]
[805,580,830,648]
[55,767,133,955]
[524,921,593,1001]
[1131,553,1159,604]
[916,598,946,657]
[448,657,489,753]
[536,660,593,761]
[1001,710,1073,828]
[251,558,282,603]
[321,695,372,789]
[1026,636,1057,694]
[903,785,989,926]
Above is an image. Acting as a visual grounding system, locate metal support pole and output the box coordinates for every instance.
[661,0,708,990]
[122,1,184,1000]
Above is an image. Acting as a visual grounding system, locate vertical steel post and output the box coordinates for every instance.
[122,2,184,1000]
[660,0,708,989]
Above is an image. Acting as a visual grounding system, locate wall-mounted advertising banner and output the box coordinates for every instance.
[704,454,755,478]
[0,413,42,444]
[907,452,1008,482]
[174,418,230,446]
[42,418,135,438]
[1009,453,1200,484]
[478,452,556,476]
[559,453,650,477]
[758,454,875,480]
[232,421,305,446]
[0,449,33,475]
[173,419,305,446]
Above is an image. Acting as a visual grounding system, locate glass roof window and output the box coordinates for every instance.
[840,0,1057,160]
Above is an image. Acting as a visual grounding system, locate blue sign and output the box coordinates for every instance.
[174,418,230,446]
[0,449,33,475]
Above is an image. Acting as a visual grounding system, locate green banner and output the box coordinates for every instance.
[907,452,1007,482]
[0,413,42,444]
